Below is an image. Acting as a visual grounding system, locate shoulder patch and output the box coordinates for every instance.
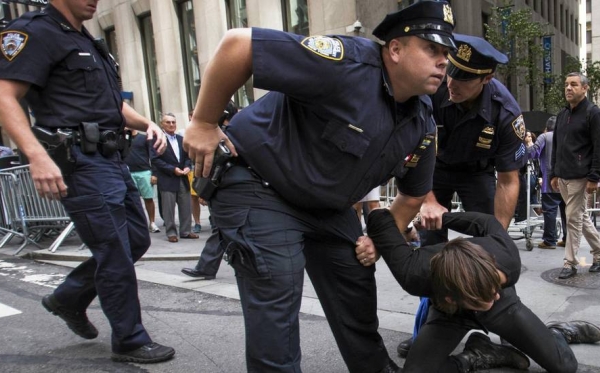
[301,36,344,61]
[511,114,525,140]
[1,31,28,61]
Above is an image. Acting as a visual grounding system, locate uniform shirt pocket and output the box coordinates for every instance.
[321,119,370,158]
[64,53,103,93]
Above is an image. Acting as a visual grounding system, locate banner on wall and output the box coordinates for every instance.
[1,0,48,7]
[542,36,552,84]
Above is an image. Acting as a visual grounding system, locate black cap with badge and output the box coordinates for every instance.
[447,33,509,81]
[372,0,456,49]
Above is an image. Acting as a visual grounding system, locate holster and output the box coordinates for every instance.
[32,126,76,176]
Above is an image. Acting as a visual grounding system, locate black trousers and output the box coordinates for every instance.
[209,166,389,373]
[404,287,577,373]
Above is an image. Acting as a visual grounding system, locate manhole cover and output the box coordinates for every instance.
[541,268,600,289]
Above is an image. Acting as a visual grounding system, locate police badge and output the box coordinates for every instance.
[1,31,28,61]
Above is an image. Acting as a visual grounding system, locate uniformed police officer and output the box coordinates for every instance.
[183,2,455,372]
[396,34,527,358]
[0,0,174,364]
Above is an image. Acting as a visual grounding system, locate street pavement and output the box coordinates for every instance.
[1,212,600,372]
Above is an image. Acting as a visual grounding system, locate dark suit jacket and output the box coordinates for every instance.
[152,134,191,193]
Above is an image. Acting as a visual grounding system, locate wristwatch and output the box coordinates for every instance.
[404,223,414,235]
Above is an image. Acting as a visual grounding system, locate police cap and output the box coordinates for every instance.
[372,0,456,49]
[447,33,509,81]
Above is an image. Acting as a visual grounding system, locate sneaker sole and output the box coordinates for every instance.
[42,296,98,339]
[111,349,175,364]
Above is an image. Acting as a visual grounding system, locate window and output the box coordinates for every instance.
[587,0,592,14]
[0,3,12,30]
[225,0,247,29]
[225,0,253,107]
[139,14,162,122]
[282,0,309,36]
[104,27,119,65]
[177,0,200,113]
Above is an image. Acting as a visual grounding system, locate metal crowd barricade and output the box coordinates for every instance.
[0,165,72,255]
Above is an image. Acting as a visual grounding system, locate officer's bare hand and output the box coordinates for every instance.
[30,153,68,200]
[183,122,236,178]
[145,122,167,155]
[419,200,448,230]
[586,180,599,195]
[355,236,379,267]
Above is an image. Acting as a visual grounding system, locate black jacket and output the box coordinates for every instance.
[367,210,521,298]
[551,98,600,181]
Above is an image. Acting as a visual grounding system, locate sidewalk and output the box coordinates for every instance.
[4,213,600,371]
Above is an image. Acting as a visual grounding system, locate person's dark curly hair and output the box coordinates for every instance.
[430,237,501,314]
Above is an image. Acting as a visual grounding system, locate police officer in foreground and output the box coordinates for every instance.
[0,0,174,364]
[183,1,455,371]
[396,34,526,357]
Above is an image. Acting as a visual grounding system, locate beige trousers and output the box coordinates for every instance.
[558,178,600,267]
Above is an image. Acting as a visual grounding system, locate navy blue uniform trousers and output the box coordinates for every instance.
[53,146,152,353]
[210,166,389,373]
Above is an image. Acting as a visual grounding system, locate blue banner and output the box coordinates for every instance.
[543,36,552,83]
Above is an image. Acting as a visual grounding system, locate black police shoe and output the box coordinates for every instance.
[547,321,600,344]
[111,342,176,363]
[181,268,216,279]
[397,336,413,358]
[42,294,98,339]
[589,262,600,273]
[558,266,577,279]
[453,333,530,372]
[377,359,400,373]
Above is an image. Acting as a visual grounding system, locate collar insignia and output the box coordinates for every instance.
[1,31,28,61]
[456,44,472,62]
[301,36,344,61]
[443,4,454,26]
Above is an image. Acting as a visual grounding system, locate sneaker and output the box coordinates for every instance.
[149,222,160,233]
[111,342,175,364]
[42,294,98,339]
[192,223,202,233]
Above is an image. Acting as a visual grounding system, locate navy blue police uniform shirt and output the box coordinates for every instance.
[0,6,124,131]
[432,79,526,172]
[225,28,437,211]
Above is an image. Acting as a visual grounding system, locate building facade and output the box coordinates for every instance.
[0,0,583,145]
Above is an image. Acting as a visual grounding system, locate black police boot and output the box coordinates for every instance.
[547,321,600,344]
[453,333,530,372]
[397,336,413,358]
[42,294,98,339]
[377,358,400,373]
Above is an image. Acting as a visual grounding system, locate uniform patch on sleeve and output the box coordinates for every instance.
[514,143,526,161]
[1,31,28,61]
[301,36,344,61]
[511,115,525,140]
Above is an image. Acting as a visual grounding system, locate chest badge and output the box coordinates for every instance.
[1,31,28,61]
[301,36,344,61]
[476,126,495,149]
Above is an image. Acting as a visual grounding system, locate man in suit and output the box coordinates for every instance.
[152,113,198,242]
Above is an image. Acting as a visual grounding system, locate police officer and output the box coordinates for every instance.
[183,2,456,372]
[396,34,526,357]
[0,0,174,364]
